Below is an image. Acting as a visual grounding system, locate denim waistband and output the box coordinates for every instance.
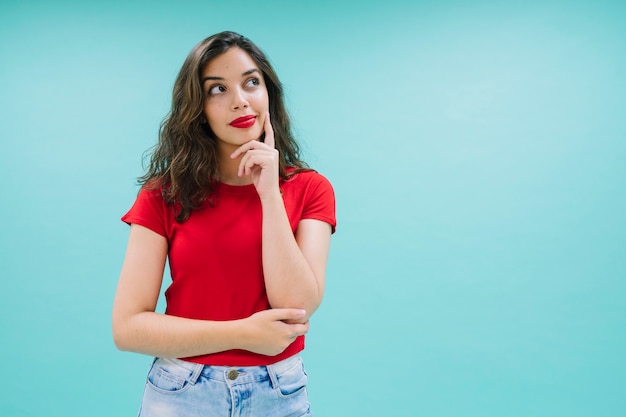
[160,354,302,386]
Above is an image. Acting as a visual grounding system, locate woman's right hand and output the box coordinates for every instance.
[242,309,309,356]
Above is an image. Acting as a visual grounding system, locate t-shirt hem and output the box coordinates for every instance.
[121,215,167,238]
[178,338,305,367]
[301,214,337,233]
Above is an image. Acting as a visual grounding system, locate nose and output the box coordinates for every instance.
[231,87,249,110]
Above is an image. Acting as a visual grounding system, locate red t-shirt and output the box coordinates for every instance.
[121,170,336,366]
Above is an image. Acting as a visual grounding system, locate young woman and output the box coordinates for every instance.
[112,31,336,417]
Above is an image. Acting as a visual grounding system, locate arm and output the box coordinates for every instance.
[260,198,332,319]
[232,113,332,321]
[111,224,309,358]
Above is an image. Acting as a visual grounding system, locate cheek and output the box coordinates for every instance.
[204,102,222,126]
[252,89,269,109]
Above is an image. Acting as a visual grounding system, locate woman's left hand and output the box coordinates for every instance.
[230,111,280,199]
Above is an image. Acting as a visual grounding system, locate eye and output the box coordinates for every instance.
[244,77,260,88]
[208,84,226,96]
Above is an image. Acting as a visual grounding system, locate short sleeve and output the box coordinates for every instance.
[302,173,337,233]
[121,188,170,237]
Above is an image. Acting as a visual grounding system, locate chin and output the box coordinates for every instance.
[250,126,264,141]
[221,125,263,146]
[234,133,260,145]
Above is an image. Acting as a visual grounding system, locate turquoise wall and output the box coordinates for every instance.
[1,1,624,415]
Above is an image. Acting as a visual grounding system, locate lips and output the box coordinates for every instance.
[229,115,257,129]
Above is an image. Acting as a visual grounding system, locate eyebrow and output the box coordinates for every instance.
[202,68,260,84]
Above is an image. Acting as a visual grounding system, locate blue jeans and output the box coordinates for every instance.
[138,354,312,417]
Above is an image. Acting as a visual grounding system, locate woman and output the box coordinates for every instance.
[112,31,336,417]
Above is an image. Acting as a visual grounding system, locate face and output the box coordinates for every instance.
[201,47,269,153]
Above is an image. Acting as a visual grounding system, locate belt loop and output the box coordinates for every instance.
[267,362,279,390]
[188,363,204,385]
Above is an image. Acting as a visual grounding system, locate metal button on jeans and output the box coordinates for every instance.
[227,370,239,380]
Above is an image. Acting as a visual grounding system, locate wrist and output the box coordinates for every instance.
[233,316,253,351]
[258,187,283,205]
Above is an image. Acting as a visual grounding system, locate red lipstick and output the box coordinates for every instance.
[229,115,256,129]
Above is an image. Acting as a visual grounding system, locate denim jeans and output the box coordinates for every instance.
[138,354,312,417]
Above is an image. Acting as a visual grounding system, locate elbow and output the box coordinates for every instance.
[111,324,128,351]
[268,296,322,320]
[111,314,134,352]
[267,294,314,310]
[112,329,128,352]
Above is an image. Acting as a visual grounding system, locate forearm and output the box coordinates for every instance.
[112,311,246,358]
[113,308,309,358]
[261,192,322,317]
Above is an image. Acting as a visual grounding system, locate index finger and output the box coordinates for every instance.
[263,111,275,149]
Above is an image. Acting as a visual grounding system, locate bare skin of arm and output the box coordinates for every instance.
[261,200,331,320]
[231,113,332,322]
[111,224,309,358]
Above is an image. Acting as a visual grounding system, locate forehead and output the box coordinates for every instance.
[201,47,260,78]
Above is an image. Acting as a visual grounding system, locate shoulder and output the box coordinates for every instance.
[282,167,335,207]
[138,185,164,199]
[128,185,166,210]
[136,180,179,207]
[283,168,334,190]
[282,167,337,232]
[122,182,177,237]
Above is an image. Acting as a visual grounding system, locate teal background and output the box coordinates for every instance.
[1,0,625,416]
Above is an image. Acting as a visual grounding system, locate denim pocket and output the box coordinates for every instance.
[274,358,308,398]
[146,358,193,394]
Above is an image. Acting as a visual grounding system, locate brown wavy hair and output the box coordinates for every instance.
[139,31,308,222]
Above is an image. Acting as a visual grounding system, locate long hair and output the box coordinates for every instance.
[139,31,308,222]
